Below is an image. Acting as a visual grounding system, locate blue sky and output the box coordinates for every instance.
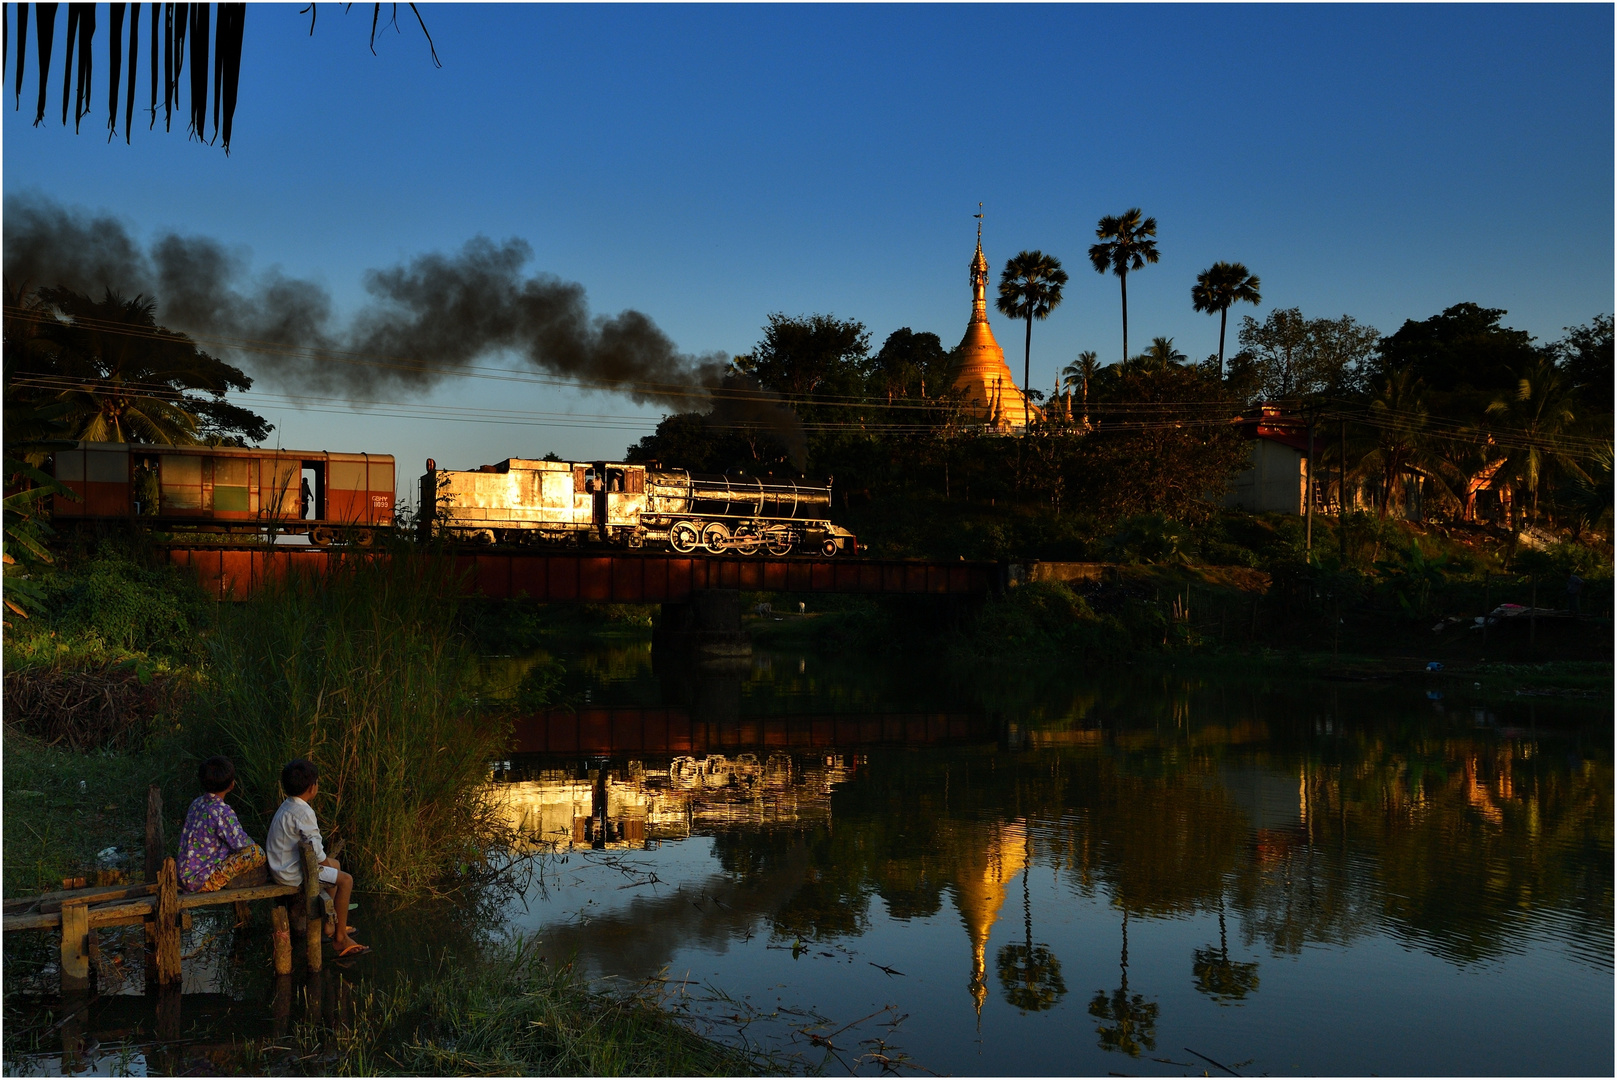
[5,3,1612,483]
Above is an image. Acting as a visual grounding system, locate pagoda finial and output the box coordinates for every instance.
[970,204,989,322]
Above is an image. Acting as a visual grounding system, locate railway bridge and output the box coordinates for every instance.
[166,546,1002,655]
[165,546,1001,603]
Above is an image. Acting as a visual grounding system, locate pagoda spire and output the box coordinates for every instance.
[971,203,989,325]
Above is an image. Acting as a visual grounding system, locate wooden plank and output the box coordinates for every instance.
[4,882,155,914]
[179,883,298,909]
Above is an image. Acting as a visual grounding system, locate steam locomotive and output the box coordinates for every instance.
[45,441,856,556]
[421,457,857,556]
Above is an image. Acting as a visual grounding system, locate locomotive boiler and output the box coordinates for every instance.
[420,457,856,556]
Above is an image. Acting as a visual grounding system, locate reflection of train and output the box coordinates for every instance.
[49,440,396,544]
[420,457,857,556]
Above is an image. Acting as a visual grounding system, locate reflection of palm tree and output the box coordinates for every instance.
[1088,907,1158,1057]
[996,836,1066,1012]
[1192,889,1259,1003]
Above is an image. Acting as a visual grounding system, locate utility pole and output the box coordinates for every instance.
[1305,409,1315,556]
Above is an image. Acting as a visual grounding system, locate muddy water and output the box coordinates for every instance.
[477,645,1612,1076]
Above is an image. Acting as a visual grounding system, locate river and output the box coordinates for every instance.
[463,639,1613,1076]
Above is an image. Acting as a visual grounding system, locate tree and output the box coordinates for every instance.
[1190,261,1261,377]
[3,3,438,154]
[870,327,948,403]
[1374,302,1538,397]
[733,313,869,405]
[1061,350,1101,427]
[1485,358,1584,524]
[1131,336,1186,375]
[1088,209,1159,365]
[1237,307,1310,399]
[6,286,271,445]
[1360,367,1460,518]
[996,250,1068,398]
[1550,314,1613,418]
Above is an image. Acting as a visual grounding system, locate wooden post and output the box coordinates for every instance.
[272,974,293,1040]
[1482,571,1490,649]
[143,783,164,974]
[144,785,165,887]
[271,905,293,976]
[59,900,91,992]
[154,858,182,987]
[299,841,323,972]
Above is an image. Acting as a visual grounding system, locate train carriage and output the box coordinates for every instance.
[50,441,395,544]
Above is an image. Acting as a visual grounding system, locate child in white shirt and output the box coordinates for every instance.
[265,757,366,956]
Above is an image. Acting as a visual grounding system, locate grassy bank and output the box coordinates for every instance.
[249,939,764,1076]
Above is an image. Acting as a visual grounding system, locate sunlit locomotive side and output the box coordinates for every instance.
[419,458,856,556]
[50,441,395,543]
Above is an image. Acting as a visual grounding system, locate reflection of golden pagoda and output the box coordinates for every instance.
[950,819,1028,1016]
[945,218,1037,431]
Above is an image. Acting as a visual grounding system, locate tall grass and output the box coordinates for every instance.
[199,548,509,897]
[311,939,765,1076]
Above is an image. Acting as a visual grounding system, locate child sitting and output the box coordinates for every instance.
[266,758,366,956]
[177,756,268,893]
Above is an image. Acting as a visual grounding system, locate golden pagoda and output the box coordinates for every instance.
[951,819,1029,1017]
[945,216,1037,430]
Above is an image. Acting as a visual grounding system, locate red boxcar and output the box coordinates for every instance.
[51,442,395,544]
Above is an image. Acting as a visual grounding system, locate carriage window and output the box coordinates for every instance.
[607,468,625,493]
[161,455,203,510]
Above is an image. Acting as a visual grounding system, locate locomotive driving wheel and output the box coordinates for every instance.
[765,531,794,556]
[732,526,761,555]
[701,522,732,554]
[670,522,700,553]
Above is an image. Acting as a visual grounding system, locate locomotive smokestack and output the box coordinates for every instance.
[3,194,805,465]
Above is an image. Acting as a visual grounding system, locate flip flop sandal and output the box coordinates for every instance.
[333,941,371,958]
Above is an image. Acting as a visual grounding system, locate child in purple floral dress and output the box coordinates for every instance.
[177,756,267,892]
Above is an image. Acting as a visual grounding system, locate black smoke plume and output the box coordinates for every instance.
[3,194,806,466]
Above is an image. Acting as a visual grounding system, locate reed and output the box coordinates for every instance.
[199,547,509,897]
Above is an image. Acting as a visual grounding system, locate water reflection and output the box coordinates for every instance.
[485,646,1611,1075]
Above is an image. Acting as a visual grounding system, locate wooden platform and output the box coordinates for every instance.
[3,784,330,992]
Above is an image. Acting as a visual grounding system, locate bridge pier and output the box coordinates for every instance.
[653,589,752,660]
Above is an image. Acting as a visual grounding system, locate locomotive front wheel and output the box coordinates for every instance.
[701,522,732,554]
[671,522,700,553]
[820,538,839,557]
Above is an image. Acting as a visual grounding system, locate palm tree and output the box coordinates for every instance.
[1135,336,1187,374]
[1486,359,1585,524]
[997,251,1069,398]
[1061,350,1101,427]
[18,288,268,445]
[1088,209,1159,364]
[1192,889,1260,1003]
[1362,367,1459,519]
[1190,262,1262,377]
